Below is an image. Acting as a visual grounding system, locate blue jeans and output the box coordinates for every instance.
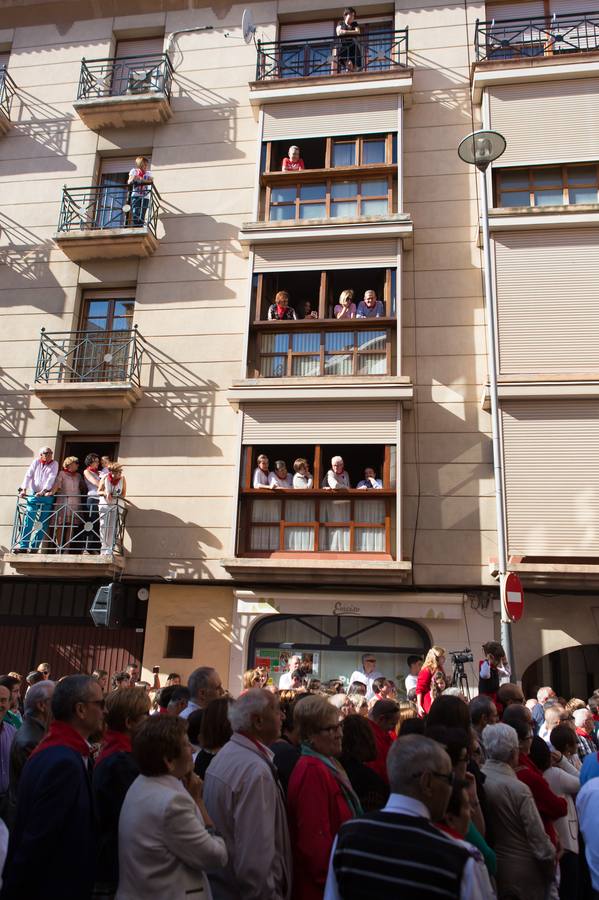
[19,495,55,550]
[131,194,149,226]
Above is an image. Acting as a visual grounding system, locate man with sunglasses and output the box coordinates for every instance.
[14,447,58,553]
[325,735,493,899]
[2,675,104,900]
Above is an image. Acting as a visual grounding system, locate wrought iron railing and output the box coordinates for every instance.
[57,183,161,235]
[11,494,127,556]
[77,53,174,100]
[255,29,409,80]
[35,326,143,385]
[0,66,17,120]
[475,11,599,61]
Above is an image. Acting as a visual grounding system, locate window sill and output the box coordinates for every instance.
[487,204,599,235]
[227,376,413,409]
[239,213,413,253]
[472,50,599,105]
[249,67,413,106]
[221,555,411,586]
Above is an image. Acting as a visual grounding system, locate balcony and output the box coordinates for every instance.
[0,66,17,135]
[250,30,412,105]
[53,184,161,260]
[32,326,143,410]
[73,53,173,129]
[4,494,126,577]
[472,10,599,101]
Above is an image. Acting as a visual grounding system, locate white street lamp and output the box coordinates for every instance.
[457,130,515,679]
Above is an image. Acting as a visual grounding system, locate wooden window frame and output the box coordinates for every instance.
[256,325,390,378]
[265,133,394,175]
[495,163,599,209]
[239,444,394,557]
[267,174,393,221]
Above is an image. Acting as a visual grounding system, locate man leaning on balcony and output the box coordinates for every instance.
[356,289,384,318]
[13,447,58,553]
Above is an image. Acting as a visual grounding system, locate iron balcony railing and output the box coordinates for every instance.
[11,494,127,556]
[57,183,161,236]
[35,326,143,386]
[475,10,599,61]
[77,53,174,100]
[0,66,17,120]
[255,29,409,80]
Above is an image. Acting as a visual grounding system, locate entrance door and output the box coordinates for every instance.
[249,614,428,691]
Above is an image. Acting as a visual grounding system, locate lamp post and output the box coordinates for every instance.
[457,130,516,679]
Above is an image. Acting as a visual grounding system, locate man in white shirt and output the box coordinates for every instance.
[349,655,383,700]
[279,655,302,690]
[14,447,58,553]
[324,735,494,900]
[404,655,423,696]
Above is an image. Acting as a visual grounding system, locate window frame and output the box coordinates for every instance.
[256,324,391,378]
[495,163,599,208]
[265,133,395,174]
[267,173,394,221]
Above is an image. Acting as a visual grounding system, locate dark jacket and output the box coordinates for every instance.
[1,746,95,900]
[92,750,139,888]
[9,714,46,801]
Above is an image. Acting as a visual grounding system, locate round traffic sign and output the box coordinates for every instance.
[501,572,524,622]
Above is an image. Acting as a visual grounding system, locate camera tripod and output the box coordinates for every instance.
[450,660,471,699]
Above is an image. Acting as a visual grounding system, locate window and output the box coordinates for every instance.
[257,328,389,377]
[265,134,394,174]
[331,136,387,167]
[496,164,599,208]
[165,626,195,659]
[268,178,391,221]
[76,292,136,382]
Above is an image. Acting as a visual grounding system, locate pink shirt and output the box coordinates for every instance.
[334,303,356,319]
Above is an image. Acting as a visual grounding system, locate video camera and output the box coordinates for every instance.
[449,648,473,665]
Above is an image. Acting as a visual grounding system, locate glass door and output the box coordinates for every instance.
[78,297,135,382]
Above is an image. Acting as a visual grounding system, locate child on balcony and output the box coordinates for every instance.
[127,155,153,226]
[281,145,305,172]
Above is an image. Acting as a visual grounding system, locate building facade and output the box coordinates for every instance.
[0,0,597,696]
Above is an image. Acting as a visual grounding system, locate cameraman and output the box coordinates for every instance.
[478,641,510,706]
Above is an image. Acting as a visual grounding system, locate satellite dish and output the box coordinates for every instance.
[242,8,257,44]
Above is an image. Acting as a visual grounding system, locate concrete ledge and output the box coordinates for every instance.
[480,379,599,409]
[489,558,599,589]
[221,556,412,587]
[488,205,599,234]
[3,551,125,577]
[472,52,599,105]
[33,381,142,411]
[239,215,413,255]
[249,67,413,106]
[53,227,158,261]
[228,377,413,409]
[73,92,172,130]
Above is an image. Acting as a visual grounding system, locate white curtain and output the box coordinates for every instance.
[354,499,385,552]
[250,499,281,550]
[292,356,320,376]
[285,527,315,550]
[319,499,351,550]
[354,499,385,523]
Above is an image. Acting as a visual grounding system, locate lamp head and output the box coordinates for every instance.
[458,129,506,172]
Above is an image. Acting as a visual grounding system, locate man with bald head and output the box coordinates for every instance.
[14,447,58,552]
[324,735,493,899]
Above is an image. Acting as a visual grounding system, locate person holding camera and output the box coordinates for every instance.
[415,647,446,718]
[478,641,510,707]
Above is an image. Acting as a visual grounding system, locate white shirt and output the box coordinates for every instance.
[20,458,58,494]
[405,673,418,694]
[269,472,292,488]
[179,700,201,720]
[323,470,351,490]
[323,794,495,900]
[278,671,299,689]
[544,765,580,855]
[577,777,599,888]
[293,473,313,489]
[356,478,382,489]
[349,668,383,700]
[128,167,153,194]
[252,467,270,489]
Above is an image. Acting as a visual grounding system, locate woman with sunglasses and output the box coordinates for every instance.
[287,695,361,900]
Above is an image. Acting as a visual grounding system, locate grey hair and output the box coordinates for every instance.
[24,680,55,714]
[537,686,554,703]
[482,723,518,762]
[331,456,344,466]
[51,675,96,722]
[228,688,271,733]
[573,708,590,728]
[387,735,449,794]
[38,446,53,454]
[188,666,216,700]
[469,694,495,726]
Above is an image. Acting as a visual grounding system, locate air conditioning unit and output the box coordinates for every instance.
[90,582,125,628]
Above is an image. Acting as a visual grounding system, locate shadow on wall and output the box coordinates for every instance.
[0,368,33,444]
[168,73,243,164]
[126,505,224,581]
[2,87,76,176]
[0,213,65,310]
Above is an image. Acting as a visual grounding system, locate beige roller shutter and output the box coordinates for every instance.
[494,228,599,375]
[502,400,599,556]
[253,239,399,272]
[242,401,398,443]
[115,37,164,58]
[485,1,544,18]
[550,0,594,13]
[263,95,398,141]
[279,21,335,40]
[489,79,599,165]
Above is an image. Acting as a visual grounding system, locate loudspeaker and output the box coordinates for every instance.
[90,582,125,628]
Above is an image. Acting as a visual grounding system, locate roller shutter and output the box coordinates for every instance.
[502,400,599,556]
[242,401,399,443]
[262,95,398,140]
[253,239,399,272]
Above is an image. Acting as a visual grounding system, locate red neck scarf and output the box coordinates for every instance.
[108,474,121,486]
[276,305,286,318]
[30,720,90,759]
[40,458,51,466]
[96,729,132,766]
[576,727,591,738]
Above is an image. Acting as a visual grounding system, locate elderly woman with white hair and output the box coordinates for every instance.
[481,723,556,900]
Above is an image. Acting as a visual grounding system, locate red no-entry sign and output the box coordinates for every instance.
[501,572,524,622]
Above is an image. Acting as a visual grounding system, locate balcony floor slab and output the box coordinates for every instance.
[73,92,172,129]
[33,381,142,410]
[53,227,158,261]
[3,551,125,577]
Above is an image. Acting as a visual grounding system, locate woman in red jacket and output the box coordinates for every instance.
[415,646,446,717]
[287,695,362,900]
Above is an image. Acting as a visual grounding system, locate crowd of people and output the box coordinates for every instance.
[13,446,126,554]
[266,288,386,321]
[2,649,599,899]
[253,454,382,491]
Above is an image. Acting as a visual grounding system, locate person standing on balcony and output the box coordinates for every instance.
[98,462,126,555]
[253,453,272,489]
[14,447,58,553]
[323,456,351,489]
[356,467,382,489]
[336,7,362,72]
[269,460,293,489]
[50,456,85,552]
[127,155,153,226]
[334,289,357,319]
[356,289,385,318]
[83,453,101,554]
[293,458,313,489]
[281,145,304,172]
[268,290,297,321]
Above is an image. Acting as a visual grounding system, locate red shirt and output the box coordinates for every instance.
[287,756,353,900]
[365,719,394,785]
[415,667,446,715]
[515,752,567,848]
[282,157,305,171]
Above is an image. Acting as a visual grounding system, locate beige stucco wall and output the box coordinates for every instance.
[142,584,235,684]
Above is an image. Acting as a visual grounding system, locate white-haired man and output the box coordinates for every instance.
[325,735,494,899]
[14,447,58,552]
[203,688,291,900]
[279,655,302,690]
[349,654,383,700]
[322,456,351,490]
[9,680,55,812]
